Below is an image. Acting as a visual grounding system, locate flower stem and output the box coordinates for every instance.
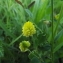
[9,34,22,46]
[51,0,54,63]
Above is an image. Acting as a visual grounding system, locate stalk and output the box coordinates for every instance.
[51,0,54,63]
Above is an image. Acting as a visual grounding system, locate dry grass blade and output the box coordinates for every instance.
[28,1,35,8]
[15,0,24,7]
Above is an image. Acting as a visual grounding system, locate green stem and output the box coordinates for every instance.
[51,0,54,63]
[54,4,63,37]
[9,34,22,46]
[0,59,1,63]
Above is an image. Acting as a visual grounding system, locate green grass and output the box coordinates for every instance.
[0,0,63,63]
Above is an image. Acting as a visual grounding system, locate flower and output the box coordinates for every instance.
[55,14,59,20]
[43,20,51,27]
[44,21,50,25]
[19,41,31,52]
[22,21,36,37]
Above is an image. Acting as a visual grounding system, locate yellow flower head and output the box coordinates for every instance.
[19,41,31,52]
[22,21,36,37]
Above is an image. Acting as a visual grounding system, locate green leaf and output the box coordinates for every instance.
[0,41,4,58]
[53,29,63,53]
[32,0,40,22]
[0,20,16,39]
[25,9,33,21]
[31,57,41,63]
[34,0,49,23]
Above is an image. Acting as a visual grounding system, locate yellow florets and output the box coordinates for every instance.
[22,21,36,37]
[19,41,31,52]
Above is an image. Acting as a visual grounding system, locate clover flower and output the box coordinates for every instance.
[22,21,36,37]
[19,41,31,52]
